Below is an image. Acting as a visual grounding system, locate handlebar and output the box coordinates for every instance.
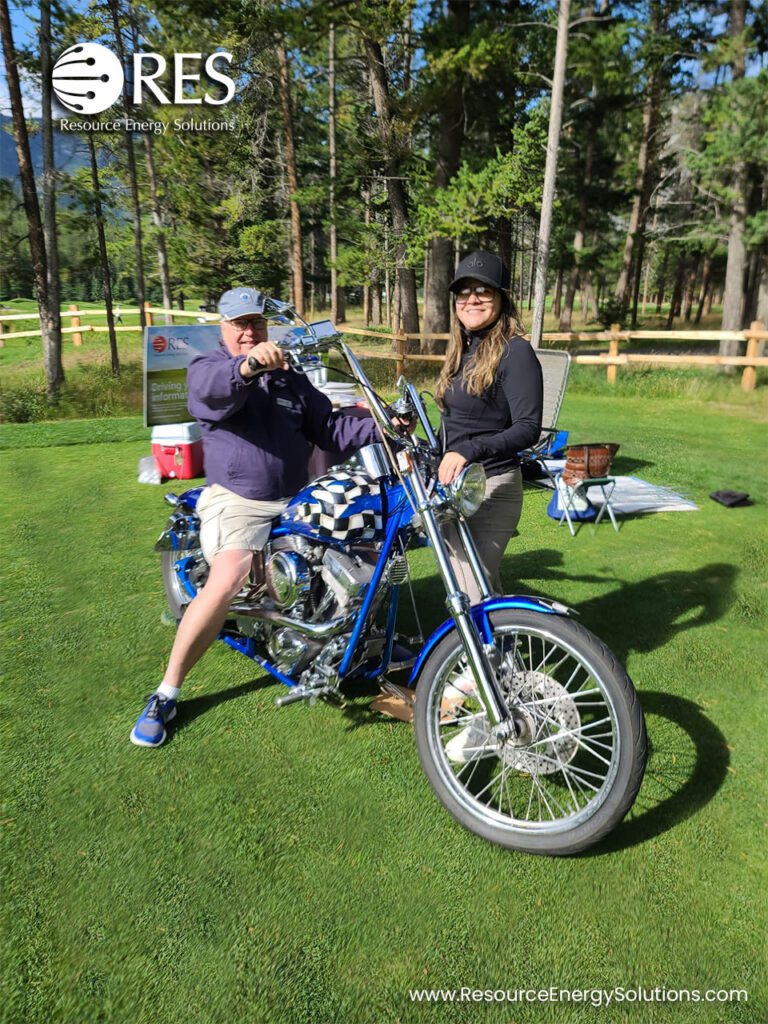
[247,310,441,457]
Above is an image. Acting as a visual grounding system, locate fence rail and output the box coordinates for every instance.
[1,306,765,392]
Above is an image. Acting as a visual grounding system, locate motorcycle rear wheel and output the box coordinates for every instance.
[161,548,208,622]
[413,609,646,855]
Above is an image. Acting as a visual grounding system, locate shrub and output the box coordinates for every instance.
[596,297,627,328]
[0,383,50,423]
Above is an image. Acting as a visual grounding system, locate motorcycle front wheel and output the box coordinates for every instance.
[413,609,646,855]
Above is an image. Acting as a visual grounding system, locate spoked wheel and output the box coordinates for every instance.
[161,548,209,622]
[413,609,647,855]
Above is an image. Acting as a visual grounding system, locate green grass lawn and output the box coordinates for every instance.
[1,391,766,1023]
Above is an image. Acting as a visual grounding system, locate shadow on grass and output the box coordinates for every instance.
[592,690,729,854]
[498,550,737,665]
[170,676,276,737]
[611,455,656,476]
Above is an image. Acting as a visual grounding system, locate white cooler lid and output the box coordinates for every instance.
[151,421,202,443]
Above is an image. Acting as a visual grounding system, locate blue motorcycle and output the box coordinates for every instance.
[156,326,646,855]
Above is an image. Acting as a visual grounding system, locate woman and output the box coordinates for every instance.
[436,250,543,604]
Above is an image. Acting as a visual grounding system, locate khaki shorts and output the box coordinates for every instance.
[197,484,289,562]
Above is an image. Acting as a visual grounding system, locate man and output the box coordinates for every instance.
[131,287,383,747]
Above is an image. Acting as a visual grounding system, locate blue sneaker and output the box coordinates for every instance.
[130,693,177,747]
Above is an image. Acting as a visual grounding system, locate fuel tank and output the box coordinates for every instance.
[279,467,385,544]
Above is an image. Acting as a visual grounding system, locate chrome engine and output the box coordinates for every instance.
[265,535,377,619]
[234,535,382,678]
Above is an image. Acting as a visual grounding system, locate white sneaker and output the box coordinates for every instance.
[444,713,497,764]
[443,666,478,703]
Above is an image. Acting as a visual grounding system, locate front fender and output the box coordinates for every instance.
[407,595,571,686]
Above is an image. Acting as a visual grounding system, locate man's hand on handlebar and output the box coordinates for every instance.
[240,341,289,378]
[391,413,418,435]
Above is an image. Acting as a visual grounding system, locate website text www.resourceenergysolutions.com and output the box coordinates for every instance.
[408,986,748,1008]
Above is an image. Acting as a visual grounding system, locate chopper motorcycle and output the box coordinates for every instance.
[156,317,646,855]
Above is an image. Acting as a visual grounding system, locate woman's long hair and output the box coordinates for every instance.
[435,292,525,406]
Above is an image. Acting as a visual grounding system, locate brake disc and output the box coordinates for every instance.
[502,671,580,774]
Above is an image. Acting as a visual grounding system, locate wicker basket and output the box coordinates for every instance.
[562,443,620,487]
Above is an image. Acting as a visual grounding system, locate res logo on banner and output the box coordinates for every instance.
[52,41,234,115]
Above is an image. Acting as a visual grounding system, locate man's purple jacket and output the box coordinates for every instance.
[187,346,379,501]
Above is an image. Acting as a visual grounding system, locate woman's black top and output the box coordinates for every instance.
[441,330,543,479]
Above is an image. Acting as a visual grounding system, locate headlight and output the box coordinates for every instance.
[451,463,486,517]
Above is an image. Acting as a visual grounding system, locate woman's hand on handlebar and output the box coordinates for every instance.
[240,341,289,378]
[438,450,467,485]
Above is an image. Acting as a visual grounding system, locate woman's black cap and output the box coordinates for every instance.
[449,251,511,292]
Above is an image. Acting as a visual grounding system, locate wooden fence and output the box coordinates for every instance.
[1,304,766,393]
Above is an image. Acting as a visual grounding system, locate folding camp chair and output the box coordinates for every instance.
[519,348,572,485]
[556,475,619,536]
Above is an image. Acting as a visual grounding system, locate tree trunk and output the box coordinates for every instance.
[565,127,592,329]
[719,0,748,360]
[393,267,402,335]
[0,0,62,398]
[39,0,63,394]
[527,225,537,310]
[615,8,662,314]
[385,222,392,328]
[530,0,570,347]
[682,258,698,321]
[277,40,304,317]
[755,247,768,328]
[143,134,173,325]
[583,270,598,322]
[422,2,468,350]
[371,281,382,325]
[109,0,146,328]
[552,267,563,320]
[630,229,647,326]
[86,134,119,375]
[559,265,579,332]
[328,25,344,324]
[518,213,526,308]
[694,252,712,324]
[363,187,371,326]
[363,36,419,340]
[655,248,668,314]
[665,262,685,330]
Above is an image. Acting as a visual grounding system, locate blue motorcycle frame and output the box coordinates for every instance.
[164,481,564,694]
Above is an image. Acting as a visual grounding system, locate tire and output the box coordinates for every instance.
[413,609,647,855]
[161,548,209,623]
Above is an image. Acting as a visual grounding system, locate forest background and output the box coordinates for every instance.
[1,0,767,404]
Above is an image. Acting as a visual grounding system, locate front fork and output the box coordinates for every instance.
[406,466,513,733]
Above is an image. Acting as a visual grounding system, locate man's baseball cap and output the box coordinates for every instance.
[218,287,266,319]
[449,251,510,293]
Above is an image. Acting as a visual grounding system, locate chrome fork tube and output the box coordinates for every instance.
[407,469,509,726]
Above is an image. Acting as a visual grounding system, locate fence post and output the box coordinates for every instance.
[0,318,6,347]
[69,303,82,345]
[396,331,406,380]
[607,323,620,384]
[741,321,762,392]
[144,301,154,327]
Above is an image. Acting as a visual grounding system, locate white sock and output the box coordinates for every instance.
[156,682,181,701]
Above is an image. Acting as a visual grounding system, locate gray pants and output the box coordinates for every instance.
[442,467,523,605]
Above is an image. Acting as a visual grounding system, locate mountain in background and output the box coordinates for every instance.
[0,115,89,180]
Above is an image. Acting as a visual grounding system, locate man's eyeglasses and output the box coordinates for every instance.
[227,317,267,331]
[455,285,495,304]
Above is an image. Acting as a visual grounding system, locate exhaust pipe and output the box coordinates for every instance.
[229,603,353,638]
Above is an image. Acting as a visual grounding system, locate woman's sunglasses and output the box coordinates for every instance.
[455,285,495,303]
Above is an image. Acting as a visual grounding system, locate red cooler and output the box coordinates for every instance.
[151,422,204,480]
